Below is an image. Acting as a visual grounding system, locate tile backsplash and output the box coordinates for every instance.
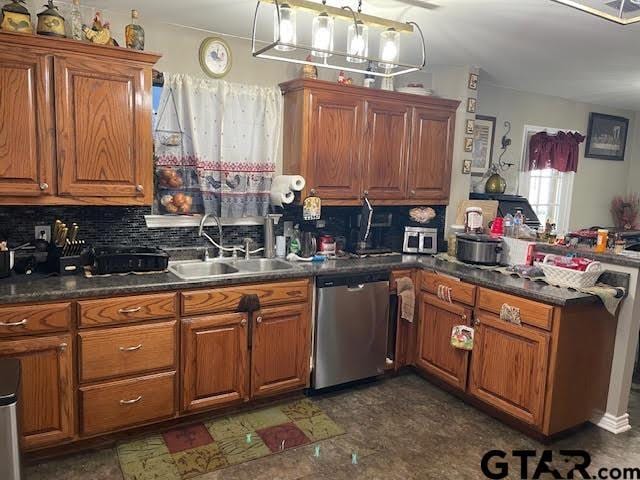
[0,204,446,253]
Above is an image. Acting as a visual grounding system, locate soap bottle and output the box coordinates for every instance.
[289,225,301,255]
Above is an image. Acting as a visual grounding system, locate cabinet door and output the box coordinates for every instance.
[416,293,471,390]
[362,100,411,199]
[181,313,248,412]
[54,56,152,202]
[251,303,310,398]
[0,50,54,197]
[0,334,74,450]
[407,107,455,201]
[469,312,550,427]
[307,90,364,200]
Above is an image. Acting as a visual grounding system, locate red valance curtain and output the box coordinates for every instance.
[528,131,585,173]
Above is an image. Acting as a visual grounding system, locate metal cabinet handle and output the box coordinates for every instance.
[120,395,142,405]
[474,318,481,327]
[256,316,263,324]
[461,314,467,322]
[39,183,49,191]
[0,319,27,327]
[310,188,317,196]
[135,184,144,193]
[410,190,416,196]
[363,190,369,196]
[119,344,143,352]
[241,318,247,326]
[118,307,142,314]
[59,343,68,352]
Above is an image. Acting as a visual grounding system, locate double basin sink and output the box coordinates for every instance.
[168,258,297,280]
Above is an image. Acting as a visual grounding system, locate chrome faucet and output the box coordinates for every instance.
[198,214,225,259]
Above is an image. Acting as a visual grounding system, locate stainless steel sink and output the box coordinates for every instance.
[169,260,239,280]
[233,259,295,273]
[168,258,296,280]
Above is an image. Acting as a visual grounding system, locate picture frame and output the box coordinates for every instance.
[462,159,472,174]
[199,36,232,79]
[471,115,496,174]
[585,112,629,161]
[467,98,477,113]
[465,119,475,135]
[464,137,474,152]
[468,73,478,90]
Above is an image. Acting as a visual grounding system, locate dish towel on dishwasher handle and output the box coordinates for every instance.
[396,277,415,322]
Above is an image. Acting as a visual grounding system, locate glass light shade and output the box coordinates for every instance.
[378,28,400,69]
[274,3,296,51]
[347,21,368,63]
[311,12,334,58]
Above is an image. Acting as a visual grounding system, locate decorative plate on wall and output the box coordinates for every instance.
[199,37,232,78]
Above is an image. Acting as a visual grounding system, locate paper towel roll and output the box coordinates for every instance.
[272,175,306,192]
[270,187,295,208]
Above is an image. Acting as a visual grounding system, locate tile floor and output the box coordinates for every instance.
[24,374,640,480]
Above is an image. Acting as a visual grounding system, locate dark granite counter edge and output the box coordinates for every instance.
[0,256,601,307]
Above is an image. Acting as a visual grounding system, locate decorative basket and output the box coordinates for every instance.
[540,255,602,289]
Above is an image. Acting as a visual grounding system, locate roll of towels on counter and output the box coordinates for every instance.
[270,175,306,207]
[396,277,415,322]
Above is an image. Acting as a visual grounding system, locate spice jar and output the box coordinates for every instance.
[464,207,483,234]
[595,229,609,253]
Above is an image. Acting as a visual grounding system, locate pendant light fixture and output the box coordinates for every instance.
[273,2,296,51]
[252,0,426,78]
[311,1,334,58]
[345,1,368,63]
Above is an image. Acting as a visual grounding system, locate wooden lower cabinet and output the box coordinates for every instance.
[0,334,74,450]
[468,312,550,428]
[251,303,310,398]
[181,313,249,412]
[416,294,471,391]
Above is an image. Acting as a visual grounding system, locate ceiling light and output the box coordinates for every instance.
[274,3,296,51]
[552,0,640,25]
[251,0,426,78]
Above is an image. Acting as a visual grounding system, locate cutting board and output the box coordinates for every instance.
[455,200,499,230]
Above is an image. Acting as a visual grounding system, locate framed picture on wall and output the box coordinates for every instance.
[471,115,496,174]
[465,119,475,135]
[467,98,477,113]
[585,113,629,161]
[468,73,478,90]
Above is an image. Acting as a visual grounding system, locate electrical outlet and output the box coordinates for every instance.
[35,225,51,242]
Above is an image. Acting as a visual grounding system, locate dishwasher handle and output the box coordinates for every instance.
[317,271,389,288]
[347,284,366,291]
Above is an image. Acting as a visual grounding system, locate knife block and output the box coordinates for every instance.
[46,245,84,276]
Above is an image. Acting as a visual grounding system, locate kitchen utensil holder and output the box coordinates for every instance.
[46,245,83,276]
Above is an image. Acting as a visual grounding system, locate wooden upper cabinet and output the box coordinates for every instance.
[469,312,550,428]
[0,334,74,450]
[181,313,249,413]
[416,293,471,391]
[54,56,151,203]
[307,90,364,200]
[0,32,160,205]
[0,49,54,197]
[407,106,455,202]
[251,303,311,398]
[281,79,459,205]
[363,100,411,199]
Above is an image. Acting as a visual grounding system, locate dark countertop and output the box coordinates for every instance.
[0,255,599,307]
[535,243,640,269]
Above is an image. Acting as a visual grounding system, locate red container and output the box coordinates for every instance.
[490,217,504,235]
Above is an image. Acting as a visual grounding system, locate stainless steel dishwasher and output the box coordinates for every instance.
[313,271,389,389]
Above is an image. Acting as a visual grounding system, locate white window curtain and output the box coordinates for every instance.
[154,73,282,218]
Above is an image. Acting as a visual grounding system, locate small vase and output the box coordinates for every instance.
[69,0,83,40]
[125,9,145,50]
[485,172,507,194]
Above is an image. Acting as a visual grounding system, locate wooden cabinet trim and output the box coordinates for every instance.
[78,320,177,383]
[476,288,554,331]
[78,293,177,327]
[0,302,71,337]
[469,311,550,427]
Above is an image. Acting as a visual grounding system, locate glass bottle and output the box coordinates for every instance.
[125,9,145,50]
[69,0,83,40]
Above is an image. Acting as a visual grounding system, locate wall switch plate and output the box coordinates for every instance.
[35,225,51,242]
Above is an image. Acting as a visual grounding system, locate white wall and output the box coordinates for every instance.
[477,81,638,230]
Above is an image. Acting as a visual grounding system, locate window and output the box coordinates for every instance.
[519,126,575,234]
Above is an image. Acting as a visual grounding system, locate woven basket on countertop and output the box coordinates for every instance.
[540,254,602,288]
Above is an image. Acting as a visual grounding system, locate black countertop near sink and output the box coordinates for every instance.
[0,255,599,307]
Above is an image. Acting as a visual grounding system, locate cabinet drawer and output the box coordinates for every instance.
[476,288,554,331]
[79,321,176,382]
[78,293,177,327]
[421,272,476,306]
[182,280,310,316]
[80,372,175,436]
[0,303,71,337]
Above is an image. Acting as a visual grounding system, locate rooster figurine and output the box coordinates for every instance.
[82,12,118,46]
